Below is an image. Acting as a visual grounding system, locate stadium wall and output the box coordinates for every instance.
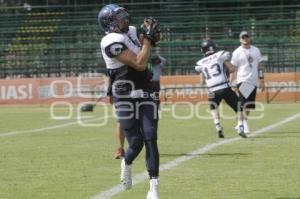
[0,73,299,105]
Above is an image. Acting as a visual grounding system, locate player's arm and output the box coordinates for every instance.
[224,60,235,73]
[158,56,167,65]
[229,70,237,82]
[229,71,238,92]
[228,62,238,90]
[229,51,238,86]
[117,18,160,71]
[116,39,152,71]
[195,64,206,86]
[257,62,265,92]
[199,72,206,86]
[220,51,235,73]
[229,70,237,90]
[223,53,237,88]
[256,48,265,92]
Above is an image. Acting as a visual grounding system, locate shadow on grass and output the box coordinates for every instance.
[255,131,300,139]
[276,198,300,199]
[160,152,250,158]
[205,152,250,157]
[266,131,300,134]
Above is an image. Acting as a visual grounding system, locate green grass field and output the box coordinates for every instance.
[0,103,300,199]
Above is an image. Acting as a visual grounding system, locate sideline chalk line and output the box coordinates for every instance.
[0,115,113,137]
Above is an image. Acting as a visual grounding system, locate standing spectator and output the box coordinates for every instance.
[151,54,166,106]
[230,31,265,134]
[106,80,125,160]
[114,122,125,159]
[107,92,125,160]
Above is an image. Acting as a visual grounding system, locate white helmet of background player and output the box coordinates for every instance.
[97,4,130,34]
[201,39,217,56]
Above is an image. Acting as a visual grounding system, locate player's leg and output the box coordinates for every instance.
[138,99,159,199]
[243,111,250,134]
[114,99,144,190]
[115,99,144,163]
[222,87,247,138]
[120,123,144,190]
[115,122,125,159]
[243,88,257,133]
[208,92,224,138]
[238,86,257,134]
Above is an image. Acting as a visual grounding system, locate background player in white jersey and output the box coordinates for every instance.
[98,4,161,199]
[230,31,265,134]
[151,54,166,107]
[195,39,247,138]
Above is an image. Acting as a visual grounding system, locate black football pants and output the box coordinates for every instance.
[114,97,159,178]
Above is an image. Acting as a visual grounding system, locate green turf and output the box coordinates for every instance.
[0,103,299,199]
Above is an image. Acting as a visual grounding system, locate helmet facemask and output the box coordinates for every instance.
[201,40,217,56]
[113,9,130,33]
[202,46,216,56]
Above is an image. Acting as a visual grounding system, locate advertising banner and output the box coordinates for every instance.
[160,73,300,103]
[0,75,108,105]
[0,72,299,105]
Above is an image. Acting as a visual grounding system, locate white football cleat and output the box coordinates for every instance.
[120,158,132,190]
[243,121,250,134]
[147,178,159,199]
[236,122,250,134]
[237,125,247,138]
[235,124,239,131]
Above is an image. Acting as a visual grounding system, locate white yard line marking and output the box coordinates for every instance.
[91,112,300,199]
[0,115,112,137]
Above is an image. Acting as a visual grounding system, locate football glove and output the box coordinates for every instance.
[140,17,161,46]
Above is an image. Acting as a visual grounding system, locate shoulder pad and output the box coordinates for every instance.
[101,33,128,58]
[196,59,202,66]
[195,63,202,73]
[219,51,231,61]
[104,42,127,58]
[102,33,125,44]
[128,26,137,34]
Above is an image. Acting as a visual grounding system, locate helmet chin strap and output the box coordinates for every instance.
[121,26,129,33]
[114,23,129,33]
[205,50,216,56]
[110,22,121,33]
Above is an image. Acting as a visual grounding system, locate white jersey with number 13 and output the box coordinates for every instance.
[195,51,230,92]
